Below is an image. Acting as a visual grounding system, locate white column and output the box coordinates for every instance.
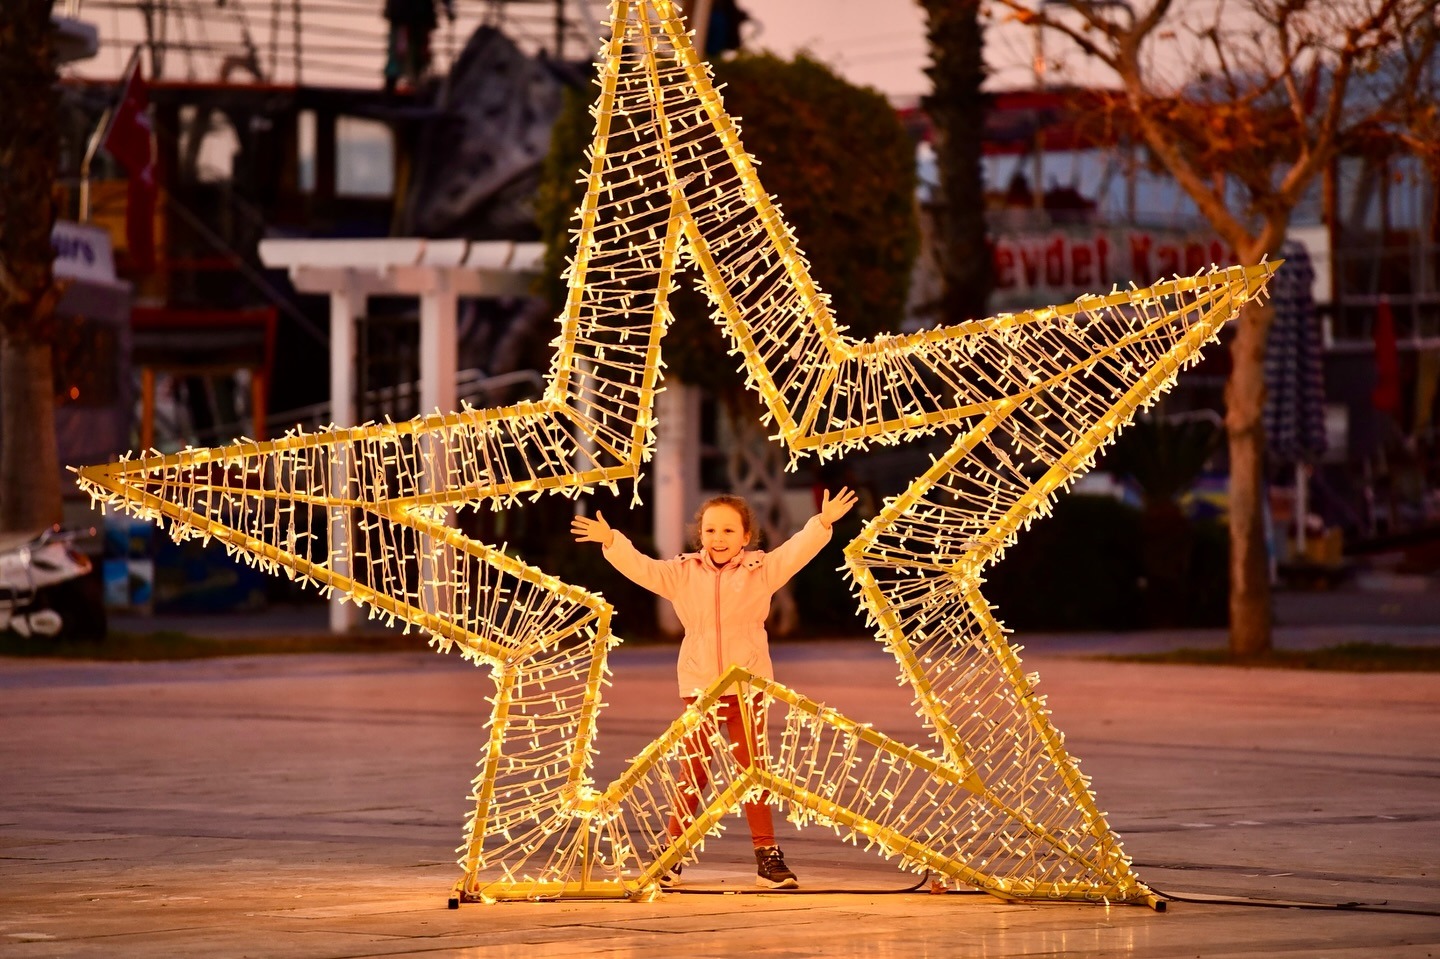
[417,272,459,623]
[689,0,714,56]
[329,275,360,633]
[419,271,458,416]
[653,381,701,636]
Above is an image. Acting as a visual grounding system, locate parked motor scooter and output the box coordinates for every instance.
[0,526,106,640]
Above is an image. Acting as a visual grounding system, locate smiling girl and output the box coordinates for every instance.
[571,487,857,889]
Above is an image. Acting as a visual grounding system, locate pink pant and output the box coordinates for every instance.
[668,694,774,847]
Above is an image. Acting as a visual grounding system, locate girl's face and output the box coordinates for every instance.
[700,503,751,566]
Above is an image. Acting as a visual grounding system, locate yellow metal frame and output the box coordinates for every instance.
[76,0,1276,911]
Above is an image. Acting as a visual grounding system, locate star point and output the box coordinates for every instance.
[77,0,1276,910]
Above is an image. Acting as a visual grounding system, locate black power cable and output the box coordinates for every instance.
[674,871,1440,914]
[672,869,941,896]
[1142,884,1440,918]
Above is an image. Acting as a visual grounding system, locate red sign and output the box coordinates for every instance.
[992,230,1236,305]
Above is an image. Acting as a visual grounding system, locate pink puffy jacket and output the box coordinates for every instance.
[602,515,833,696]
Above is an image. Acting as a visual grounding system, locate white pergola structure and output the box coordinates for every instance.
[258,237,544,631]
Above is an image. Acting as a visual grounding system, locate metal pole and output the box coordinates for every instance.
[1032,15,1044,212]
[79,106,114,223]
[1294,462,1308,554]
[81,45,141,223]
[292,0,302,84]
[690,0,714,58]
[269,0,281,83]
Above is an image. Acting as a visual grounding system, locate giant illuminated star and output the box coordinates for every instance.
[77,0,1277,908]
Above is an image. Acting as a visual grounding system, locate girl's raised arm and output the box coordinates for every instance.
[760,487,858,592]
[572,509,679,599]
[570,510,615,548]
[817,487,859,530]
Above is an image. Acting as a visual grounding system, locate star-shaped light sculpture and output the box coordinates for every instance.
[77,0,1277,909]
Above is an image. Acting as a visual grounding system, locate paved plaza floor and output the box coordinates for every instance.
[3,618,1439,957]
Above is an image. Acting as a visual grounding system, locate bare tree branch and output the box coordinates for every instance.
[1275,0,1404,208]
[977,0,1440,658]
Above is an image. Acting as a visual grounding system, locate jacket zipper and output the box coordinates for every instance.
[714,564,725,678]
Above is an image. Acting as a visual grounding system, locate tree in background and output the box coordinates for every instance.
[0,0,65,533]
[537,53,917,631]
[991,0,1440,657]
[921,0,993,326]
[1105,414,1225,627]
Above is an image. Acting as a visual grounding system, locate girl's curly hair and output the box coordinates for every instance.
[690,494,757,547]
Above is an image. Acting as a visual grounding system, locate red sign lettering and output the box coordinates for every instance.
[993,229,1236,305]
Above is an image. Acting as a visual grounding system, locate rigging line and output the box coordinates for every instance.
[161,194,328,348]
[190,2,214,79]
[93,36,390,57]
[268,0,281,83]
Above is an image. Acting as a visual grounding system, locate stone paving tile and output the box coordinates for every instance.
[2,640,1439,957]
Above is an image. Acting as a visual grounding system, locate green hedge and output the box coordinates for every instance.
[788,495,1229,635]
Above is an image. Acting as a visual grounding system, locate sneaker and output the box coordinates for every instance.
[649,845,683,890]
[754,845,799,889]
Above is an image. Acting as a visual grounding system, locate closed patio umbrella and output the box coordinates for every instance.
[1263,241,1327,554]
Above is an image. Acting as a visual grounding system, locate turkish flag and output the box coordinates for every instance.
[103,57,157,272]
[1371,296,1402,416]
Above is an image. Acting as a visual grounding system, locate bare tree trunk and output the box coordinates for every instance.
[986,0,1439,660]
[1224,297,1274,657]
[0,0,64,533]
[0,333,63,531]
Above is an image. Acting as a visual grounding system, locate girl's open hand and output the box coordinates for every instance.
[571,510,615,548]
[818,486,859,529]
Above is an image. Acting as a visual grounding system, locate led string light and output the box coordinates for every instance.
[75,0,1277,909]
